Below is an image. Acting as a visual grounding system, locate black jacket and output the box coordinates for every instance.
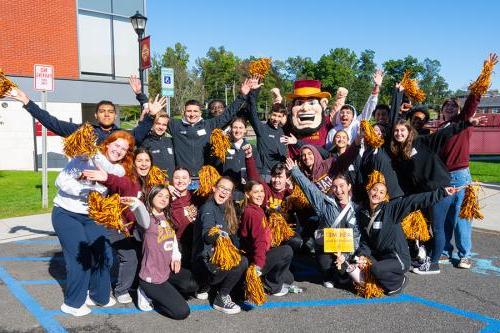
[141,133,175,180]
[247,90,287,175]
[356,188,447,270]
[24,100,153,145]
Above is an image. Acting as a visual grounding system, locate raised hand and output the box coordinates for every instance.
[148,95,167,117]
[82,166,108,182]
[249,76,264,90]
[280,133,297,145]
[4,87,30,105]
[285,157,297,171]
[128,75,142,94]
[120,196,138,207]
[373,69,385,87]
[240,78,252,96]
[488,53,498,66]
[271,88,283,104]
[469,115,488,126]
[243,144,253,158]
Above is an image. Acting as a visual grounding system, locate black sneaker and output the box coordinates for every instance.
[412,258,440,275]
[387,276,408,296]
[212,292,241,314]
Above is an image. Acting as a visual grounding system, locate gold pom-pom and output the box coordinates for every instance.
[365,170,386,192]
[0,69,17,97]
[459,184,484,220]
[468,58,496,96]
[210,128,231,162]
[63,123,98,158]
[245,265,267,305]
[360,120,384,148]
[248,58,272,78]
[88,192,130,237]
[284,184,310,211]
[195,165,221,197]
[208,226,241,270]
[268,212,295,247]
[354,259,385,299]
[401,210,430,241]
[146,165,168,188]
[400,70,426,103]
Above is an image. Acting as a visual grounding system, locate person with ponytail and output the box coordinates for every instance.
[239,180,296,296]
[192,177,248,314]
[121,185,193,319]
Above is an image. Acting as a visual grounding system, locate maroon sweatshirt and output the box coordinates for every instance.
[239,203,272,268]
[102,174,142,227]
[246,155,292,210]
[168,191,197,240]
[440,93,480,171]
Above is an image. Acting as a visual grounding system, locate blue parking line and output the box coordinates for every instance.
[19,279,64,285]
[0,264,66,333]
[0,257,63,262]
[15,239,60,245]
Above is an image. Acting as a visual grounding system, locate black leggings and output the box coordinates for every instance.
[193,256,248,295]
[315,250,350,285]
[139,278,190,320]
[370,257,406,292]
[261,245,294,293]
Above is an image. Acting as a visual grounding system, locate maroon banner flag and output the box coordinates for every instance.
[140,36,151,69]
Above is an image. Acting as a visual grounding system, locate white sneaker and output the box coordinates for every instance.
[272,285,289,297]
[323,281,334,289]
[60,303,91,317]
[116,293,133,304]
[137,287,153,312]
[86,294,116,307]
[195,291,209,300]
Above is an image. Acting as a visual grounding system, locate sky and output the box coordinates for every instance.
[146,0,500,91]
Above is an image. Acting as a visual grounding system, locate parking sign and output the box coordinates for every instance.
[34,64,54,92]
[161,67,174,97]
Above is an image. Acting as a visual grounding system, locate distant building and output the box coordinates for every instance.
[0,0,146,170]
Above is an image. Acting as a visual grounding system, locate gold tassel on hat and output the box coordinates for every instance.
[248,58,272,78]
[459,184,484,220]
[400,70,426,103]
[268,212,295,247]
[401,210,430,242]
[210,128,231,162]
[245,265,267,305]
[360,120,384,149]
[195,165,221,197]
[354,259,385,299]
[0,69,17,97]
[146,165,168,188]
[208,226,241,270]
[88,192,130,237]
[469,57,496,96]
[63,123,98,158]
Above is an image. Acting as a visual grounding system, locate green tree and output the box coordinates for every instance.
[381,56,424,104]
[419,58,450,107]
[313,48,358,98]
[350,49,377,112]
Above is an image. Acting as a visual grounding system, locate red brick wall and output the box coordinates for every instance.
[0,0,79,79]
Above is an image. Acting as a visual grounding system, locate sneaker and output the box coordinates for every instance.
[387,276,408,296]
[195,291,209,300]
[457,258,472,269]
[323,281,334,289]
[60,303,91,317]
[212,292,241,314]
[412,258,440,275]
[86,293,116,307]
[272,285,289,297]
[116,293,133,304]
[438,255,451,264]
[137,287,153,312]
[287,284,304,293]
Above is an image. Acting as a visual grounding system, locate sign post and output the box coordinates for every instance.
[34,64,54,209]
[161,67,174,116]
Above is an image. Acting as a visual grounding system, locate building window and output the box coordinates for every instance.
[492,108,500,114]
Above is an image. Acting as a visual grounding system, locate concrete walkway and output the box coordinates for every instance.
[0,183,498,244]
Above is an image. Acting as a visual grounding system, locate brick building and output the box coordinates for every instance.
[0,0,146,170]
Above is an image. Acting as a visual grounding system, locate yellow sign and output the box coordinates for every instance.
[323,228,354,253]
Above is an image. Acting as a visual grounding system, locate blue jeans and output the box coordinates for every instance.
[430,168,472,263]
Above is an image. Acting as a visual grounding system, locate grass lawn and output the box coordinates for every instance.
[0,160,498,219]
[0,170,58,219]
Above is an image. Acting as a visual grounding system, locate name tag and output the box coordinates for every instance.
[151,149,160,154]
[410,148,418,157]
[180,131,187,135]
[163,240,173,251]
[268,134,275,138]
[167,148,173,154]
[228,149,235,155]
[226,156,233,160]
[373,221,382,229]
[197,129,207,136]
[348,164,355,171]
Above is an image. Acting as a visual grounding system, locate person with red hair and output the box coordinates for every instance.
[52,130,135,317]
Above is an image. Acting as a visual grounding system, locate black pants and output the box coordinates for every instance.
[108,230,141,297]
[370,257,405,292]
[315,250,350,285]
[261,245,294,293]
[139,278,190,320]
[192,256,248,295]
[168,268,199,296]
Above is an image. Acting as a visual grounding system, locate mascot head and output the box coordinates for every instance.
[287,80,331,136]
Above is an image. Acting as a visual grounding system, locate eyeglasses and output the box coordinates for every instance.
[217,185,233,193]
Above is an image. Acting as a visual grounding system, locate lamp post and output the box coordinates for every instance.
[130,11,147,93]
